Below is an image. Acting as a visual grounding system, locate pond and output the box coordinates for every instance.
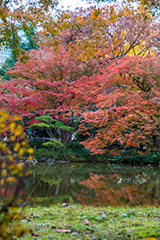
[25,163,160,207]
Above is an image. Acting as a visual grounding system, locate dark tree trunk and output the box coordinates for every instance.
[60,129,72,145]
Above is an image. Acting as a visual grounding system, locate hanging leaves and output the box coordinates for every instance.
[0,108,33,239]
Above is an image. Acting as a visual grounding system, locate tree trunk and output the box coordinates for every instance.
[59,129,72,145]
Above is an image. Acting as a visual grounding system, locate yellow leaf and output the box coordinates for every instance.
[21,141,27,146]
[0,143,7,151]
[17,162,24,171]
[0,123,6,129]
[9,156,14,163]
[13,115,21,121]
[0,118,5,123]
[28,156,33,161]
[10,135,15,141]
[9,122,16,132]
[0,179,5,186]
[14,142,20,152]
[0,109,8,119]
[1,170,7,177]
[27,148,34,154]
[15,125,23,136]
[19,148,25,156]
[7,177,16,183]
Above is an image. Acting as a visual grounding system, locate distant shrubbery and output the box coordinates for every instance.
[29,139,160,165]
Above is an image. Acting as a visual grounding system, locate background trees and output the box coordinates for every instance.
[0,1,159,157]
[0,27,38,81]
[0,0,58,57]
[0,0,159,58]
[39,4,160,60]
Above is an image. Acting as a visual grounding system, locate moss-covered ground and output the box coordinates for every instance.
[21,204,160,240]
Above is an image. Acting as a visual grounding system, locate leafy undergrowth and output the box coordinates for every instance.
[20,204,160,240]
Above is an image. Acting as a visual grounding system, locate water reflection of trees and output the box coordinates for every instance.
[77,173,160,206]
[25,164,160,206]
[25,171,81,203]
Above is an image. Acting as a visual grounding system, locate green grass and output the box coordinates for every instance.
[20,204,160,239]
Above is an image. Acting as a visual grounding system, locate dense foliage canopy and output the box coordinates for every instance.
[0,1,159,154]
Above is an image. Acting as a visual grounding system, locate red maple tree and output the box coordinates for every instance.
[79,54,160,154]
[0,46,100,143]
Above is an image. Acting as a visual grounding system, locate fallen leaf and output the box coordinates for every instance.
[101,213,107,219]
[83,219,90,225]
[147,238,158,240]
[56,228,72,233]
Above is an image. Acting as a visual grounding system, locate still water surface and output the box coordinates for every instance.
[26,163,160,207]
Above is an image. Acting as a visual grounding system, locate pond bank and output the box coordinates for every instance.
[21,204,160,239]
[27,157,160,167]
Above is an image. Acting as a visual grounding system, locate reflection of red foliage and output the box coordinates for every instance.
[77,174,160,206]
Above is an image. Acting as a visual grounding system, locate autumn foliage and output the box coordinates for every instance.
[0,3,159,155]
[0,46,101,144]
[41,5,160,60]
[0,109,33,239]
[79,54,160,154]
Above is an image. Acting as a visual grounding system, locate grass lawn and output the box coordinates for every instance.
[21,204,160,240]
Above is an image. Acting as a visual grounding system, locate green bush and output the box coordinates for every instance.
[33,148,57,160]
[30,138,160,165]
[29,140,44,149]
[112,149,160,165]
[43,139,63,148]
